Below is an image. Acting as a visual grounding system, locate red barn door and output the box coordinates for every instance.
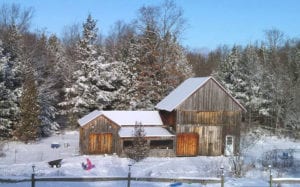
[176,133,199,156]
[89,133,112,154]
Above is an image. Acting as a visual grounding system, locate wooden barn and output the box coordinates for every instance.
[156,76,246,156]
[78,111,175,156]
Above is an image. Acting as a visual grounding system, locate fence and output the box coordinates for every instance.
[1,165,300,187]
[0,175,223,187]
[268,165,300,187]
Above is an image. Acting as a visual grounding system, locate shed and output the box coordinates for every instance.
[78,111,175,156]
[156,76,246,156]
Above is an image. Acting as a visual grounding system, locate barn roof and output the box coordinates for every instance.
[155,76,246,112]
[119,127,175,138]
[78,110,163,127]
[78,110,102,127]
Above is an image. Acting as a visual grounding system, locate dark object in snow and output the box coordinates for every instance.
[51,143,60,149]
[82,158,95,170]
[48,159,63,168]
[170,182,182,186]
[262,149,294,168]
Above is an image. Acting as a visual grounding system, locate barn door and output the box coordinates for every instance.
[225,135,234,156]
[198,126,222,156]
[176,133,199,156]
[89,133,112,154]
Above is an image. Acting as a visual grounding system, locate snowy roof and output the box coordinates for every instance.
[155,76,246,112]
[155,77,210,111]
[78,110,102,126]
[118,127,175,138]
[78,110,163,127]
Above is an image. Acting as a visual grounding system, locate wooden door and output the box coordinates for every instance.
[198,126,222,156]
[89,133,112,154]
[176,133,199,156]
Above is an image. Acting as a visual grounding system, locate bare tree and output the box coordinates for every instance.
[105,20,135,61]
[0,3,34,33]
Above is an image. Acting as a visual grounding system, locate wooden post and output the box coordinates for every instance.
[31,165,35,187]
[127,164,132,187]
[269,165,272,187]
[220,166,224,187]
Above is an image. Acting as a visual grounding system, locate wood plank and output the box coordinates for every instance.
[176,133,198,156]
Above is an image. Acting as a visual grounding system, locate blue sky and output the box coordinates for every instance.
[1,0,299,50]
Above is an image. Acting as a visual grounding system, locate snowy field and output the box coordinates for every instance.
[0,129,299,187]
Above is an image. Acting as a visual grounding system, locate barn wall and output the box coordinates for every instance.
[79,115,120,155]
[178,78,242,111]
[175,112,241,155]
[174,78,243,156]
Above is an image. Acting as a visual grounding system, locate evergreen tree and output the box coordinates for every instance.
[15,64,41,142]
[59,14,130,122]
[0,40,13,139]
[2,23,21,60]
[0,24,23,139]
[36,34,63,136]
[126,122,149,162]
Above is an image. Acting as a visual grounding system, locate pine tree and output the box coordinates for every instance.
[126,122,149,162]
[36,34,63,136]
[0,40,13,139]
[59,14,130,122]
[2,23,21,60]
[15,64,41,142]
[0,24,23,139]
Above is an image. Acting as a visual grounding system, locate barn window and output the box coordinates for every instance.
[123,140,133,148]
[150,140,173,149]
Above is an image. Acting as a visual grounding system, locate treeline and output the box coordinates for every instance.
[189,30,300,130]
[0,1,193,141]
[0,2,299,142]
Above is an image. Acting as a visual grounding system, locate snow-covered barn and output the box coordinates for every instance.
[156,76,246,156]
[78,76,246,157]
[78,111,175,156]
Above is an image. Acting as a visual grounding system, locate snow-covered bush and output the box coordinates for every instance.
[126,122,149,162]
[0,141,6,157]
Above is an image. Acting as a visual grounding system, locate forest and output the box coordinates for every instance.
[0,1,299,142]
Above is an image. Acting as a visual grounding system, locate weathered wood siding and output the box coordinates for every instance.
[89,133,113,154]
[176,133,199,156]
[159,110,176,127]
[176,125,222,155]
[177,111,241,125]
[79,115,120,155]
[174,78,243,156]
[178,78,242,112]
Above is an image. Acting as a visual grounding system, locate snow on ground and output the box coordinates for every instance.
[0,129,299,187]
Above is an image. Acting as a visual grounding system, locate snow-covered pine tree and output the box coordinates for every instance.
[241,45,269,123]
[213,46,241,95]
[59,14,130,124]
[35,34,63,136]
[0,40,13,139]
[276,41,300,130]
[214,46,269,122]
[122,37,142,110]
[0,24,23,139]
[2,23,21,60]
[15,63,41,142]
[126,122,149,162]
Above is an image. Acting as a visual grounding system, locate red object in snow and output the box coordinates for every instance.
[82,158,95,170]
